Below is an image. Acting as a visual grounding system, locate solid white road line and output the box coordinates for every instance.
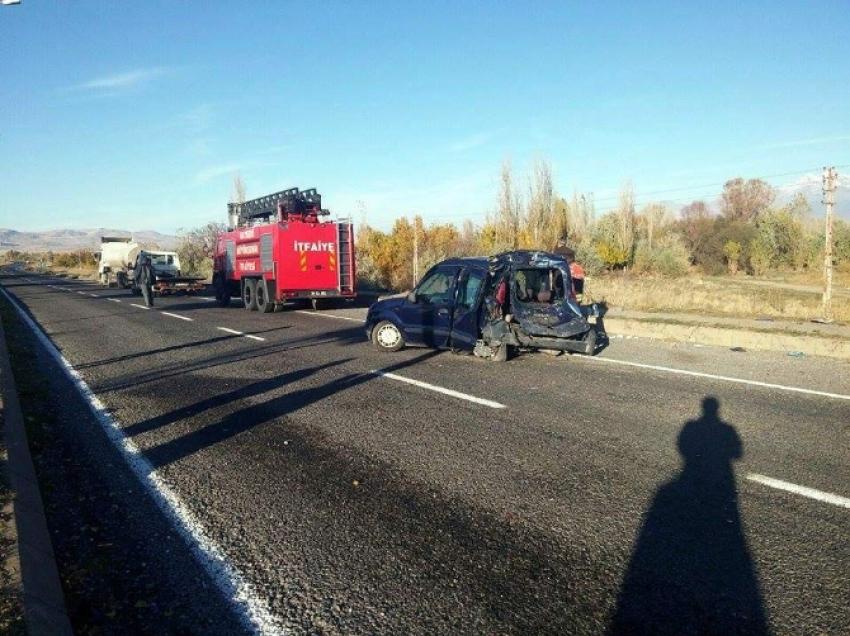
[295,310,365,323]
[245,334,266,341]
[108,298,122,303]
[130,303,150,310]
[161,311,194,322]
[0,286,284,634]
[581,355,850,402]
[217,327,244,335]
[373,370,506,409]
[747,473,850,509]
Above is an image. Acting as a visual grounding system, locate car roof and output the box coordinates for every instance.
[438,256,489,270]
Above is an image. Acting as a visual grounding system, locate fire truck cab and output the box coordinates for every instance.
[213,188,355,312]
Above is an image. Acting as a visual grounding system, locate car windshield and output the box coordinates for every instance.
[150,254,174,265]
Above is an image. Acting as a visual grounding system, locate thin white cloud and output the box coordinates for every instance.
[759,134,850,150]
[448,131,494,153]
[70,67,170,92]
[194,163,242,184]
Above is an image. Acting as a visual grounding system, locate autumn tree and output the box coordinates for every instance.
[177,222,227,278]
[720,178,774,222]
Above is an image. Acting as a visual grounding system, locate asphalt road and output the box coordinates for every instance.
[2,271,849,635]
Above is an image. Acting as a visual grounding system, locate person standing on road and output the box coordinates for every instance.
[136,254,155,307]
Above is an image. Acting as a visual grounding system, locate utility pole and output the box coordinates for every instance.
[821,166,837,323]
[412,216,420,286]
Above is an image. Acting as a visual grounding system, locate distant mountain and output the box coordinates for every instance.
[775,172,850,219]
[0,228,180,252]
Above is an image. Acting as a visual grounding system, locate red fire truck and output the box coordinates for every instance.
[212,187,355,311]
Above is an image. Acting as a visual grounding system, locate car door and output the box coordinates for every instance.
[396,265,459,347]
[449,266,487,349]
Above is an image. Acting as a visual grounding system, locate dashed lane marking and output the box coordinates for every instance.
[217,327,244,335]
[161,311,194,322]
[245,334,266,341]
[89,293,99,298]
[372,370,506,409]
[295,310,364,323]
[747,474,850,509]
[108,298,121,303]
[580,356,850,402]
[130,303,150,310]
[76,291,87,295]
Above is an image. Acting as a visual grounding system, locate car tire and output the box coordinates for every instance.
[256,279,274,313]
[243,279,258,311]
[372,320,404,352]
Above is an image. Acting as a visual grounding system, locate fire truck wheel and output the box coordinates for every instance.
[256,280,274,313]
[243,279,258,311]
[372,320,404,352]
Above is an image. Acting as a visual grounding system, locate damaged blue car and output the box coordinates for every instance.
[365,250,600,361]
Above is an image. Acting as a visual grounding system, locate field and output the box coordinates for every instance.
[586,266,850,324]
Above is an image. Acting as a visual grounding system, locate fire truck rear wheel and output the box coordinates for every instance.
[372,320,404,352]
[256,280,274,313]
[243,279,258,311]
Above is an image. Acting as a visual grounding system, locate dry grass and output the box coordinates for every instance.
[29,264,98,281]
[585,269,850,324]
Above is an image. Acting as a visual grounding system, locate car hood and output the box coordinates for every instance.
[370,295,407,312]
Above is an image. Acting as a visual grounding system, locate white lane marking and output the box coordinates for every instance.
[0,287,284,634]
[76,291,87,295]
[295,310,364,323]
[108,298,122,303]
[130,303,150,310]
[199,296,217,302]
[747,474,850,509]
[89,293,99,298]
[217,327,244,335]
[161,311,194,322]
[581,356,850,402]
[373,370,506,409]
[245,334,266,341]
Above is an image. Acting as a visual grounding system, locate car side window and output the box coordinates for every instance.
[416,267,456,305]
[456,269,485,310]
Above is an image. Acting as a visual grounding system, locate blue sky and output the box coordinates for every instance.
[2,1,849,233]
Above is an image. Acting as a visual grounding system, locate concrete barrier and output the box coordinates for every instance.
[0,310,73,635]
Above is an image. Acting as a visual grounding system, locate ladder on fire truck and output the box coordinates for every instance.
[228,187,327,228]
[337,221,354,294]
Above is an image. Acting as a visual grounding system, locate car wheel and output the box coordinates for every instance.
[256,279,274,313]
[372,320,404,352]
[243,279,258,311]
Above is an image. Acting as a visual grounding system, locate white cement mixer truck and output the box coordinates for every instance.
[98,236,140,287]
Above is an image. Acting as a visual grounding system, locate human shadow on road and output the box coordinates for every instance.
[609,396,770,635]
